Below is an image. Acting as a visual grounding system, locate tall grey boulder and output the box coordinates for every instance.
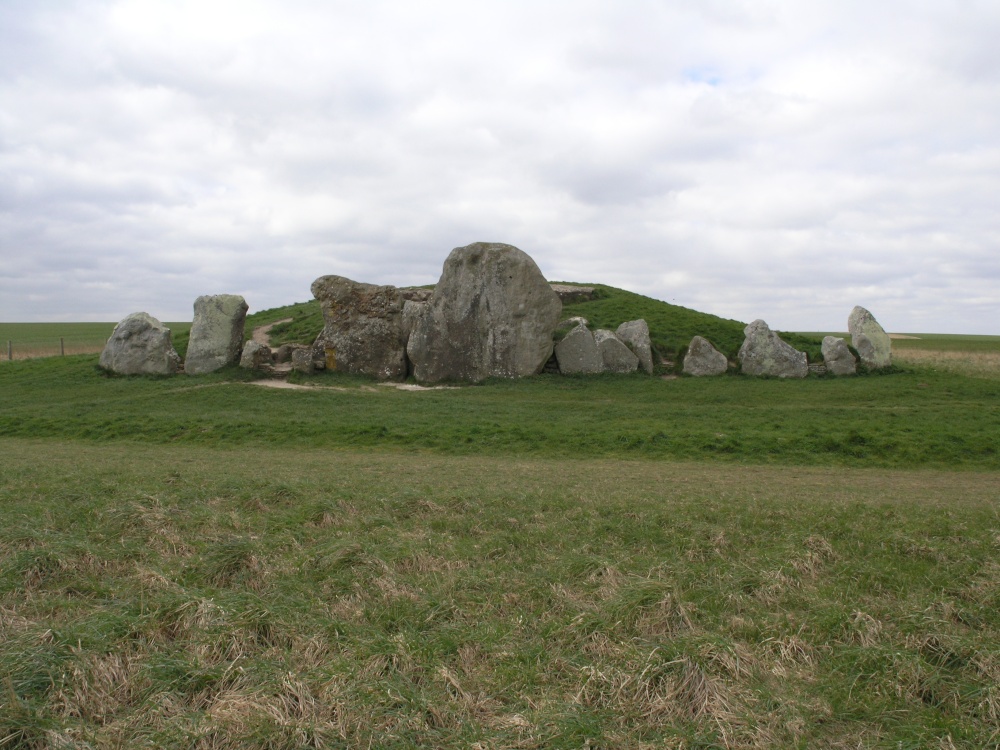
[615,319,654,374]
[185,295,248,375]
[822,336,857,376]
[683,335,728,377]
[99,312,182,376]
[848,306,891,369]
[311,275,407,381]
[407,242,563,383]
[554,323,603,374]
[594,330,639,373]
[738,320,808,378]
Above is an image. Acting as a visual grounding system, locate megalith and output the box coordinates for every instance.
[406,242,563,383]
[554,323,603,374]
[738,320,808,378]
[683,335,728,377]
[185,294,249,375]
[848,306,891,369]
[615,319,654,374]
[311,275,407,381]
[99,312,182,376]
[822,336,857,376]
[594,330,639,373]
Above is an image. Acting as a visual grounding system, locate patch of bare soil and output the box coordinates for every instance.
[888,334,921,339]
[252,318,293,346]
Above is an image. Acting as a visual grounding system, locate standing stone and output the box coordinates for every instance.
[594,330,639,373]
[99,312,182,375]
[554,323,603,374]
[311,275,407,381]
[407,242,563,383]
[738,320,808,378]
[185,295,249,375]
[615,319,654,374]
[848,306,892,369]
[822,336,857,376]
[239,340,272,370]
[683,335,728,377]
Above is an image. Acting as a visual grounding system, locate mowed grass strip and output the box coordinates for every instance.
[1,439,998,748]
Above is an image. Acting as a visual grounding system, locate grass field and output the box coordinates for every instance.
[1,312,999,747]
[0,323,192,361]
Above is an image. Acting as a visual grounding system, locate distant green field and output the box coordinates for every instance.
[0,322,192,360]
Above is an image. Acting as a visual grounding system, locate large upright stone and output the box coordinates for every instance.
[615,319,654,374]
[554,323,603,374]
[185,295,248,375]
[822,336,857,376]
[407,242,563,383]
[99,312,182,375]
[848,306,892,369]
[683,335,728,377]
[594,330,639,373]
[311,275,407,381]
[738,320,808,378]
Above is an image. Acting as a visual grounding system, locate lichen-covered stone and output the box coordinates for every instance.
[407,242,562,383]
[185,294,249,375]
[683,335,728,376]
[738,320,808,378]
[239,340,272,370]
[311,275,407,381]
[615,319,653,374]
[594,330,639,373]
[822,336,857,376]
[99,312,181,375]
[848,306,891,369]
[554,323,603,374]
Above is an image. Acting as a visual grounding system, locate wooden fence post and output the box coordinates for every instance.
[61,337,65,356]
[7,341,11,361]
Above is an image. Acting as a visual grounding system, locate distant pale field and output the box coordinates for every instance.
[800,332,1000,379]
[0,322,191,360]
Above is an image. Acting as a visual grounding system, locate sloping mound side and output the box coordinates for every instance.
[556,283,747,362]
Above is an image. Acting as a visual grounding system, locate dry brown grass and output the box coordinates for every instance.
[893,348,1000,378]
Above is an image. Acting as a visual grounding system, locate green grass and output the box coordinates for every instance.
[1,441,997,748]
[2,303,999,747]
[0,322,192,361]
[1,354,999,468]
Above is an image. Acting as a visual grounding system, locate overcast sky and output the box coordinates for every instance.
[2,0,998,333]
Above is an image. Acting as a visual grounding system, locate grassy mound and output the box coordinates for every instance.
[242,282,823,367]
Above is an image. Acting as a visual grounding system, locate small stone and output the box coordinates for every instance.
[615,319,653,374]
[822,336,857,376]
[594,330,639,373]
[291,348,314,374]
[239,340,273,370]
[683,336,728,376]
[554,323,603,374]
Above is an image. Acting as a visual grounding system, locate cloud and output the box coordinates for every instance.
[1,0,998,333]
